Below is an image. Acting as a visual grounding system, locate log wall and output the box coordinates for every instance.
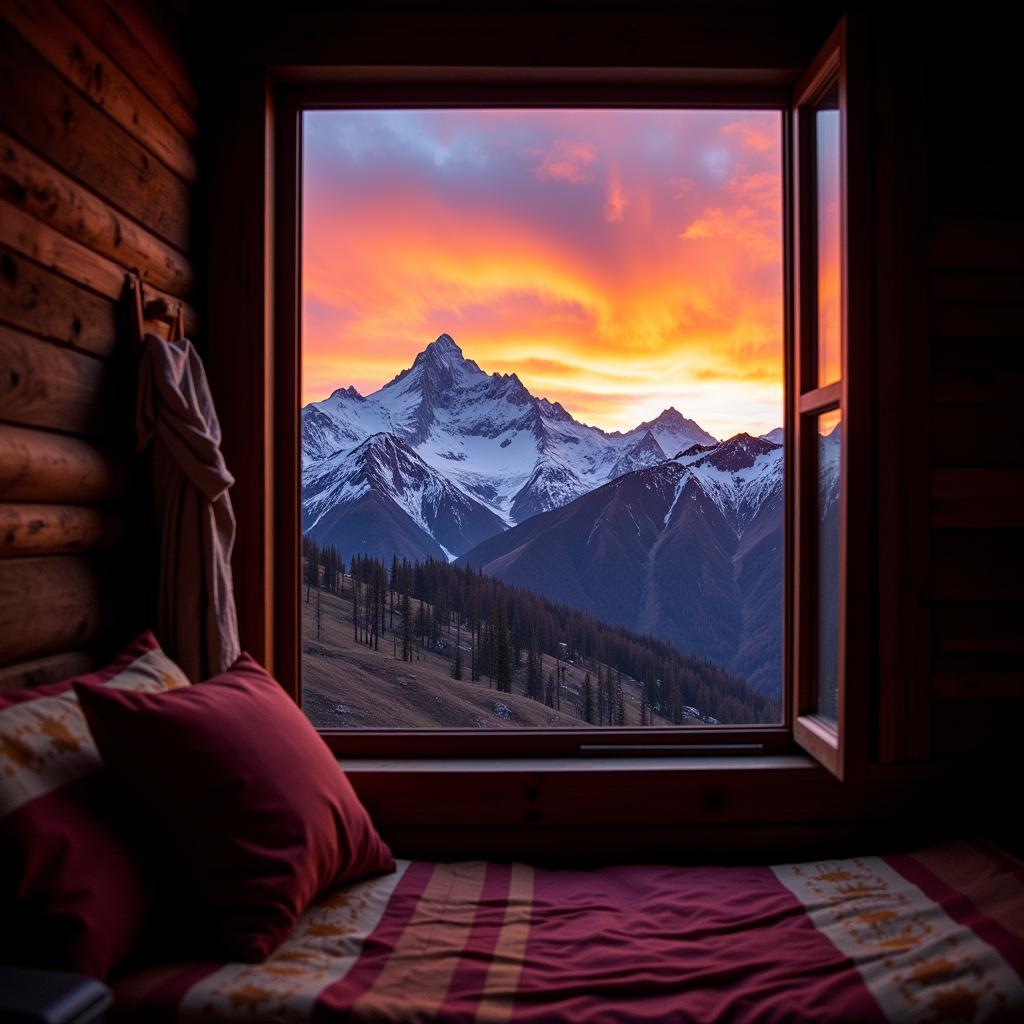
[0,0,200,688]
[924,25,1024,757]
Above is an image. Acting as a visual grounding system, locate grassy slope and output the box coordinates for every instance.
[301,582,674,729]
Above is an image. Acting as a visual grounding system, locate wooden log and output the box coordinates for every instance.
[57,0,198,139]
[0,324,120,436]
[0,554,117,663]
[930,468,1024,528]
[931,406,1023,468]
[0,647,97,691]
[930,218,1024,270]
[933,672,1024,701]
[931,369,1022,405]
[0,502,125,556]
[0,22,191,252]
[931,499,1024,529]
[0,130,194,298]
[930,702,1021,760]
[930,529,1024,601]
[0,200,198,331]
[930,270,1024,305]
[930,303,1024,340]
[934,602,1024,655]
[0,424,131,502]
[930,337,1023,404]
[0,245,117,356]
[3,0,197,183]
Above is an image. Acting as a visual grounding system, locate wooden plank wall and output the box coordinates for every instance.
[923,25,1024,757]
[0,0,199,690]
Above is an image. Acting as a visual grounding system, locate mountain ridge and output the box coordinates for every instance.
[302,333,719,531]
[456,433,789,696]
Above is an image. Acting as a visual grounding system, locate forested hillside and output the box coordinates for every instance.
[303,537,777,726]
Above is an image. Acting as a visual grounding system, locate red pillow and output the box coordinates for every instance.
[74,652,395,962]
[0,632,191,979]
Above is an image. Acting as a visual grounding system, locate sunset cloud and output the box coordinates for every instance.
[605,168,627,222]
[528,139,598,184]
[669,176,697,196]
[302,109,784,439]
[722,121,775,153]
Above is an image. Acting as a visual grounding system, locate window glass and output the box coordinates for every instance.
[814,407,842,722]
[300,108,784,729]
[815,83,841,387]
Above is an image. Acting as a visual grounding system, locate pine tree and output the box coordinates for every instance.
[492,598,512,693]
[526,629,542,701]
[401,590,412,662]
[582,672,594,724]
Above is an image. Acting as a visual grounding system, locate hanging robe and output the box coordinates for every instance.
[136,332,240,681]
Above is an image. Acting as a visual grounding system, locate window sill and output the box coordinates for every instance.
[340,753,951,863]
[340,754,818,774]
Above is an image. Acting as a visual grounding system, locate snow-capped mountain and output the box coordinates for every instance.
[302,432,505,563]
[669,433,784,535]
[301,333,718,530]
[457,434,786,698]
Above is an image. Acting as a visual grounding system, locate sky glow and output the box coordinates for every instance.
[302,108,783,439]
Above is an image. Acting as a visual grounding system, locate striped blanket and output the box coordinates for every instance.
[113,839,1024,1023]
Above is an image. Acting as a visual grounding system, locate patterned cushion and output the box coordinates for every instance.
[0,632,189,979]
[74,653,396,963]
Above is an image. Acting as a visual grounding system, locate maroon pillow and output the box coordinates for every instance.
[74,652,395,962]
[0,632,191,979]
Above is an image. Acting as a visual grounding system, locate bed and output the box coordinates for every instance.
[111,838,1024,1023]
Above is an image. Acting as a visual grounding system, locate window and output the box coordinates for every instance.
[790,18,870,780]
[263,17,867,776]
[298,107,784,736]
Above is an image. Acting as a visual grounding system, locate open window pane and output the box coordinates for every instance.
[814,408,842,722]
[300,108,784,730]
[815,82,842,388]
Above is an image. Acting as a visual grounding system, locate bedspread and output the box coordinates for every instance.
[112,839,1024,1023]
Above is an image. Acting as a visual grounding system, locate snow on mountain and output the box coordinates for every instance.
[623,407,716,457]
[608,431,668,481]
[301,333,720,527]
[670,433,783,534]
[302,432,505,563]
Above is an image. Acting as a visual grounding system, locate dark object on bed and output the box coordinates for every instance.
[0,965,111,1024]
[0,634,190,980]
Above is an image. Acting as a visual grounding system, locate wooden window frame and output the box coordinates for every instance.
[790,18,871,781]
[255,21,870,770]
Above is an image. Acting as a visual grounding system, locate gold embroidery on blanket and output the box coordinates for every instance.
[180,865,410,1023]
[227,984,288,1011]
[38,715,83,754]
[0,650,189,815]
[0,729,39,773]
[791,859,1006,1019]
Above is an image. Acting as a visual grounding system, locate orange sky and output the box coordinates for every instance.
[302,109,783,438]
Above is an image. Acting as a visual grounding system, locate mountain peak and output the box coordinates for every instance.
[632,406,717,448]
[328,383,364,402]
[431,332,461,354]
[695,432,778,472]
[408,333,483,379]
